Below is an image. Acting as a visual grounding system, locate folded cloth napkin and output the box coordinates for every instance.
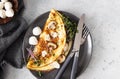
[3,17,28,68]
[0,0,28,68]
[0,66,4,79]
[0,17,28,68]
[4,32,25,68]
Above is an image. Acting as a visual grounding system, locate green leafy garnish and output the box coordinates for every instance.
[33,60,41,66]
[38,71,42,77]
[61,14,77,42]
[53,53,55,56]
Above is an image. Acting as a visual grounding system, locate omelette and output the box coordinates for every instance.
[27,9,71,71]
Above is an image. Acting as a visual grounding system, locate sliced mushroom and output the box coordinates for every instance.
[57,55,66,63]
[48,21,56,30]
[48,42,57,49]
[48,47,53,53]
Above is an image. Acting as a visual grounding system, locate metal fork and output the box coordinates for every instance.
[70,24,90,79]
[55,24,90,79]
[81,24,90,45]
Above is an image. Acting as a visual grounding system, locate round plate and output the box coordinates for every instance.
[22,11,93,79]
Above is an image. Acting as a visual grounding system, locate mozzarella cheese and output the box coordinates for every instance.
[44,34,50,41]
[32,26,42,36]
[0,0,14,18]
[49,61,60,69]
[29,36,38,45]
[4,1,12,10]
[0,9,6,18]
[0,2,4,9]
[1,0,8,3]
[50,31,58,38]
[5,9,14,17]
[41,50,47,57]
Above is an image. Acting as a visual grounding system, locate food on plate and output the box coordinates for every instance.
[29,36,38,45]
[32,26,42,36]
[27,9,77,71]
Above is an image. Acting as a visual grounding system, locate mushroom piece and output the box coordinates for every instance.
[48,21,56,30]
[48,42,57,49]
[57,55,66,63]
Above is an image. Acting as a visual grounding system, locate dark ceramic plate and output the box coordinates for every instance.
[22,11,93,79]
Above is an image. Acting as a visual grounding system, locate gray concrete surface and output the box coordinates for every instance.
[3,0,120,79]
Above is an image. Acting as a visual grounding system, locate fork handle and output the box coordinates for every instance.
[55,52,75,79]
[70,51,79,79]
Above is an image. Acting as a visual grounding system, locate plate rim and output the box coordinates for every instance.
[22,10,93,78]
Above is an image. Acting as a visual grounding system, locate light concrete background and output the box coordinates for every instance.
[3,0,120,79]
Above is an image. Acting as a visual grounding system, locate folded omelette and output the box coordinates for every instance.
[27,9,72,71]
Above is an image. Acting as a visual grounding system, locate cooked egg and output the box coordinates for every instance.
[41,50,47,57]
[1,0,8,3]
[0,2,4,9]
[32,26,42,36]
[0,9,6,18]
[29,36,38,45]
[4,2,12,10]
[50,61,60,69]
[5,9,14,17]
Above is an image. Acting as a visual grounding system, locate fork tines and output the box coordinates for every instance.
[82,25,90,39]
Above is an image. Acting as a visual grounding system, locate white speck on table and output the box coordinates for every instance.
[4,0,120,79]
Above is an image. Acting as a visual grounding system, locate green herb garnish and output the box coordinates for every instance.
[61,14,77,42]
[38,71,42,77]
[53,53,55,56]
[34,60,41,66]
